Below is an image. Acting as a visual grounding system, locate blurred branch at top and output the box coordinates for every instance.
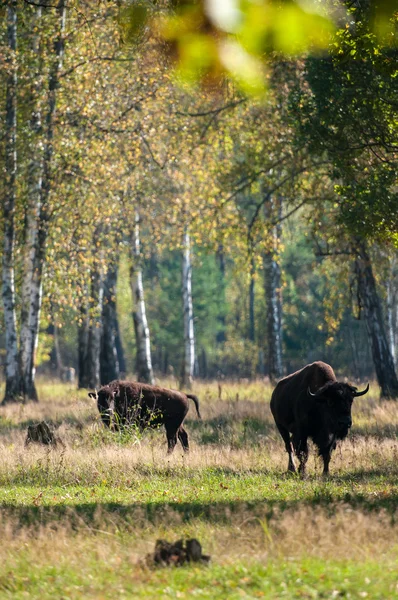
[117,0,397,94]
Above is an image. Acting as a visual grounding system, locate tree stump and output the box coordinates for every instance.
[25,421,60,447]
[149,538,210,567]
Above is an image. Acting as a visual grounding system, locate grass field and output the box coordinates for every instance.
[0,377,397,599]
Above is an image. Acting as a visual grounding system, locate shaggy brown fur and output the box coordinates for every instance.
[89,380,201,454]
[271,361,369,476]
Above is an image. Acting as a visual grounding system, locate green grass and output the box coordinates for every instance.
[1,469,398,513]
[0,379,397,598]
[1,555,398,599]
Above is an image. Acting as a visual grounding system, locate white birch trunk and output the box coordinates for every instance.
[130,211,154,384]
[20,6,43,402]
[19,0,66,401]
[263,195,283,382]
[86,261,104,390]
[2,2,20,402]
[182,230,195,388]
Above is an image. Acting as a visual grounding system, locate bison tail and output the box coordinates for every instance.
[187,394,202,419]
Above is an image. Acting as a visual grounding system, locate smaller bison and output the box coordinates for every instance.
[89,380,201,453]
[270,361,369,476]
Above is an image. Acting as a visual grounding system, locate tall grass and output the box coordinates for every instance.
[0,377,397,598]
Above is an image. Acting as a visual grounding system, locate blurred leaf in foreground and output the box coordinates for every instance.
[118,0,396,93]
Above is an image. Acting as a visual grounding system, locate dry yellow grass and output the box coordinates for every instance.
[0,376,395,479]
[0,376,397,579]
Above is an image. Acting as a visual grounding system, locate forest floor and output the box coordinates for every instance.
[0,378,397,598]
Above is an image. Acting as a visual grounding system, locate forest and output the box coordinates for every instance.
[0,1,398,598]
[1,0,397,402]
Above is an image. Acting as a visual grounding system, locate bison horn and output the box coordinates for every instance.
[353,383,369,397]
[307,386,317,397]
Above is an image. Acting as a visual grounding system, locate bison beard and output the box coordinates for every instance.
[89,380,201,454]
[270,361,369,476]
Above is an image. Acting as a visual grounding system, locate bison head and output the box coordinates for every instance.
[308,381,369,438]
[88,386,116,428]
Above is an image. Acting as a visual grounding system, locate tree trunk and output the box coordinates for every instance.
[129,211,154,384]
[216,244,227,343]
[355,242,398,399]
[19,6,43,402]
[78,298,89,389]
[2,2,20,403]
[249,257,255,341]
[19,0,66,401]
[386,255,397,368]
[182,229,195,388]
[100,263,120,385]
[114,317,126,376]
[263,195,283,382]
[48,322,63,376]
[85,239,104,390]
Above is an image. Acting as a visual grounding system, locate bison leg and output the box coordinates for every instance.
[291,428,308,477]
[320,447,333,476]
[321,451,331,476]
[276,424,296,473]
[319,438,337,476]
[165,422,179,454]
[294,436,308,477]
[178,426,189,452]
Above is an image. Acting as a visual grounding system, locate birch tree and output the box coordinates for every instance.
[85,258,104,390]
[2,0,19,402]
[78,228,105,390]
[182,229,195,388]
[263,195,283,382]
[22,0,66,400]
[129,211,154,384]
[1,0,66,403]
[19,5,43,402]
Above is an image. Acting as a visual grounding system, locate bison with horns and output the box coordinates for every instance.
[270,361,369,476]
[89,380,201,453]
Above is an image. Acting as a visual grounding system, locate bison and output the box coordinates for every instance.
[88,380,201,453]
[270,361,369,476]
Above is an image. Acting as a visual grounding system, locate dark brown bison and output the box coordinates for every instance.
[88,380,201,453]
[270,361,369,476]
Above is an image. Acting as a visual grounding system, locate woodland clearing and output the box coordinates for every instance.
[0,378,397,598]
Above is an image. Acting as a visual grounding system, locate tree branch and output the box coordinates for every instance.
[61,55,137,79]
[221,154,293,207]
[175,99,246,118]
[22,0,62,7]
[140,132,167,169]
[247,160,329,240]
